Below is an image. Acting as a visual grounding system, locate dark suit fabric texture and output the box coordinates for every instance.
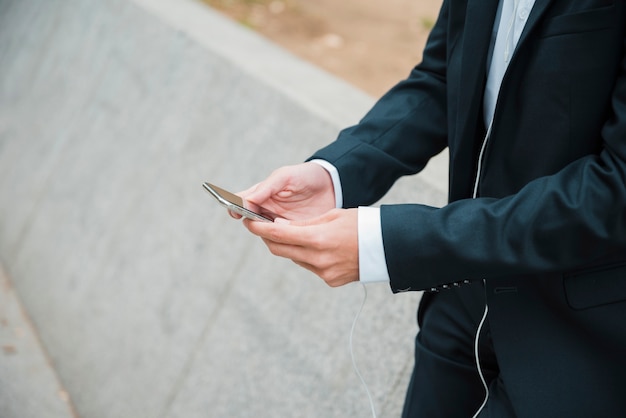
[310,0,626,416]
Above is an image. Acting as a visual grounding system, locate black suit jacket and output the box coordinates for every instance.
[311,0,626,415]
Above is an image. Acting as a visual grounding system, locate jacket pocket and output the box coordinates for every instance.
[540,5,615,38]
[564,261,626,310]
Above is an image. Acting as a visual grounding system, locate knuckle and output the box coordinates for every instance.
[310,233,330,251]
[267,228,283,243]
[268,245,281,256]
[312,252,331,270]
[318,266,337,284]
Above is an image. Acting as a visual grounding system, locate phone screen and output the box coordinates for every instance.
[202,182,276,222]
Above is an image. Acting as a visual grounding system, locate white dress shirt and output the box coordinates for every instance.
[314,0,537,284]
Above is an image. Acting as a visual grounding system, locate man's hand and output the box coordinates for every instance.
[234,162,336,221]
[243,208,359,287]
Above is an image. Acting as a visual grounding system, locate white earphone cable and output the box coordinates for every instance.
[349,282,377,418]
[471,303,490,418]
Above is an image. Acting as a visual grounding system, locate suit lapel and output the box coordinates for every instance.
[451,0,499,198]
[496,0,555,111]
[514,0,555,56]
[457,0,555,115]
[456,0,498,140]
[451,0,556,200]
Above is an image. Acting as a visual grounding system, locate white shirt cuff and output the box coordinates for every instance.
[358,206,391,284]
[309,159,343,208]
[309,160,389,284]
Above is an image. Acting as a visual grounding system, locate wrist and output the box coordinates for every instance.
[308,159,343,208]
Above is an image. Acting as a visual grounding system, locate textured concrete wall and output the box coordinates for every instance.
[0,0,448,416]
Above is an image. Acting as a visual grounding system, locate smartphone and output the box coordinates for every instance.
[202,182,276,222]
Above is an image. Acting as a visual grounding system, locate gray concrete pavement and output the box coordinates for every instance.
[0,0,448,416]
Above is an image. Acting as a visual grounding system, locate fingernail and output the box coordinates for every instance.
[274,217,290,225]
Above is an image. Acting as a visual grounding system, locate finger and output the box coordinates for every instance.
[237,182,261,197]
[234,183,267,213]
[244,218,315,246]
[292,259,355,288]
[261,238,311,263]
[293,259,320,275]
[228,209,242,220]
[286,209,338,227]
[245,181,282,206]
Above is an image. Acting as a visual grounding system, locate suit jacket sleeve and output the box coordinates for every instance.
[310,1,450,208]
[313,1,626,293]
[383,30,626,292]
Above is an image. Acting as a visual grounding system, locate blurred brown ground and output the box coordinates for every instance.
[202,0,443,97]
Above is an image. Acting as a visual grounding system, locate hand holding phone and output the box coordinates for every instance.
[202,182,277,222]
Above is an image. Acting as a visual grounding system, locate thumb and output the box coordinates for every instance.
[244,183,278,207]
